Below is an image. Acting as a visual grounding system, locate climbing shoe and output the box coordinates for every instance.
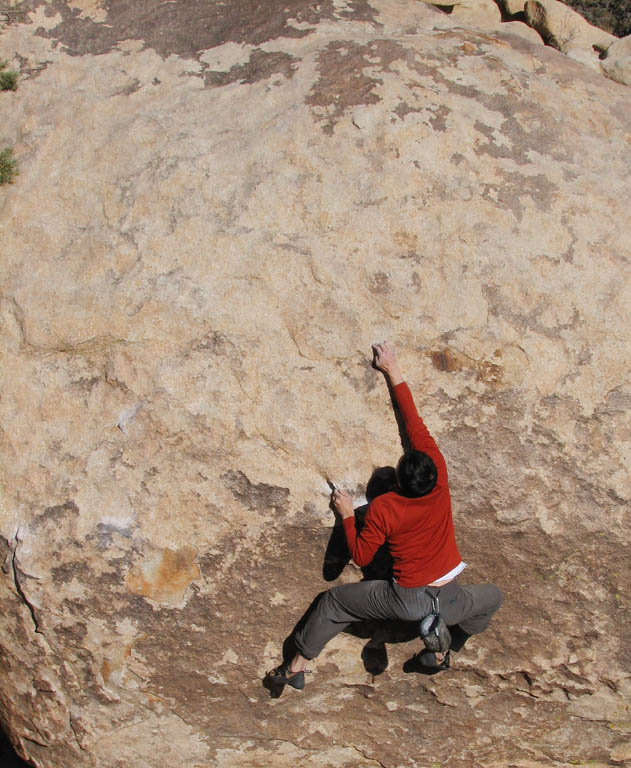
[266,663,307,690]
[404,649,451,676]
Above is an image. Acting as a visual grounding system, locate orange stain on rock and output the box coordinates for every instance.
[100,659,112,684]
[430,347,505,388]
[126,546,200,605]
[430,347,465,373]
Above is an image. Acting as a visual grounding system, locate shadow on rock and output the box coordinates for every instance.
[0,722,32,768]
[323,466,398,583]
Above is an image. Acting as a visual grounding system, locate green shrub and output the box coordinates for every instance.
[0,60,18,91]
[0,147,18,185]
[604,0,631,37]
[564,0,631,37]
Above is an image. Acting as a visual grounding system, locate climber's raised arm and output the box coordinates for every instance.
[372,341,446,481]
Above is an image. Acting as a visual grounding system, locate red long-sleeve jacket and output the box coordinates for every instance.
[342,382,462,587]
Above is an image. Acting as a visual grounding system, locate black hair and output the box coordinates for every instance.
[396,450,437,498]
[365,466,397,502]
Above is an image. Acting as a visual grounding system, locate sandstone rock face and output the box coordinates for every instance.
[1,1,630,767]
[601,34,631,85]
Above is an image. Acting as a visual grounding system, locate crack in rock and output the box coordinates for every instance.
[346,744,388,768]
[11,532,42,636]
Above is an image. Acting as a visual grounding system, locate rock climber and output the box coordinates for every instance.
[267,341,502,690]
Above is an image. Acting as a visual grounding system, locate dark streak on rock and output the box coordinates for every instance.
[393,101,421,121]
[13,51,52,80]
[88,523,133,551]
[340,358,379,394]
[53,621,88,648]
[395,35,574,170]
[597,388,631,415]
[205,49,298,88]
[560,214,578,263]
[481,169,559,221]
[25,0,378,60]
[429,103,450,132]
[32,500,79,529]
[304,27,572,184]
[0,536,12,575]
[483,284,580,338]
[306,39,410,134]
[51,561,91,585]
[394,101,450,133]
[70,376,101,393]
[222,470,289,513]
[474,119,512,161]
[473,99,570,167]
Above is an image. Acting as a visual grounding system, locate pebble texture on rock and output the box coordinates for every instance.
[1,1,630,767]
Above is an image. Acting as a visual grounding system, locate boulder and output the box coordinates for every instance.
[450,0,503,27]
[500,19,546,44]
[524,0,616,54]
[601,34,631,85]
[1,1,630,767]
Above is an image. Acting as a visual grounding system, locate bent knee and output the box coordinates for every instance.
[486,584,503,612]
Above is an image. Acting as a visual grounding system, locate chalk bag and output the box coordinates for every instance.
[420,595,451,653]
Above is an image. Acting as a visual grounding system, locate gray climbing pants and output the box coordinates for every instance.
[294,578,502,660]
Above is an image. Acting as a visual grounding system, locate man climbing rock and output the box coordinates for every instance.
[268,341,502,690]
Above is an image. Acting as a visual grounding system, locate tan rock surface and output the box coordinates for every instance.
[419,0,502,26]
[1,1,630,767]
[449,0,503,27]
[601,34,631,85]
[500,19,546,45]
